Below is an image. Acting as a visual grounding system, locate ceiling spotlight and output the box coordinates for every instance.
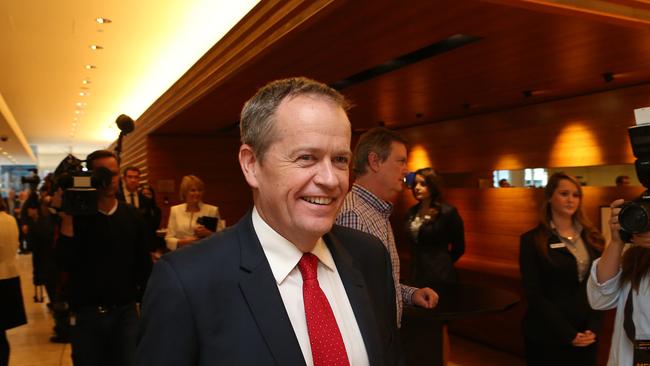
[75,110,82,115]
[602,72,614,83]
[79,91,89,97]
[95,17,112,24]
[89,44,104,50]
[522,90,533,98]
[82,79,91,85]
[84,64,96,70]
[76,102,86,108]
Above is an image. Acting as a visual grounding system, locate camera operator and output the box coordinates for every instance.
[57,150,152,366]
[587,199,650,366]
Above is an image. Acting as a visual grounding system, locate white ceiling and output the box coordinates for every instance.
[0,0,258,171]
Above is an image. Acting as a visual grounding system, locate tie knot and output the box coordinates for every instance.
[298,253,319,281]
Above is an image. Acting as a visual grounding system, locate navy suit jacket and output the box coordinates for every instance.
[136,211,399,365]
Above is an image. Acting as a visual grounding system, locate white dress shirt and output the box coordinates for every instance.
[587,256,650,366]
[125,189,140,208]
[165,202,219,250]
[252,207,369,366]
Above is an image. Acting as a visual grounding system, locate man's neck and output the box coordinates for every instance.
[98,196,117,213]
[354,176,393,203]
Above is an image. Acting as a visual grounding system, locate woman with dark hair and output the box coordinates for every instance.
[405,168,465,287]
[587,200,650,365]
[0,197,27,366]
[520,172,604,366]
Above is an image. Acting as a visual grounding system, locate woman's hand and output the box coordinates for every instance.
[194,224,213,238]
[632,231,650,249]
[609,199,625,245]
[571,330,596,347]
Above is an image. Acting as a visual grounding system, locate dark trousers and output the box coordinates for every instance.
[524,337,597,366]
[0,331,8,366]
[71,303,138,366]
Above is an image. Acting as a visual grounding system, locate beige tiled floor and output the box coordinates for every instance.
[7,253,522,366]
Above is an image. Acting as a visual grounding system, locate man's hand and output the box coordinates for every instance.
[412,287,439,308]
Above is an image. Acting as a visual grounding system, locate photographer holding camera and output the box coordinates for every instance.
[57,150,152,366]
[587,119,650,366]
[587,200,650,366]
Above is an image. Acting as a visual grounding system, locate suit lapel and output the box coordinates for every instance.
[237,213,305,366]
[325,231,383,366]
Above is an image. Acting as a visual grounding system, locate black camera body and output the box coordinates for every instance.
[196,216,218,232]
[619,124,650,234]
[51,155,113,216]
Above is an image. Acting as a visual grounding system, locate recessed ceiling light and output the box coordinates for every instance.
[75,110,82,115]
[95,17,112,24]
[79,91,89,97]
[2,152,7,155]
[76,102,86,107]
[84,64,96,70]
[89,44,104,50]
[82,79,91,85]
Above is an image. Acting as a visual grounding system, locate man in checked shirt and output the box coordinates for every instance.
[336,127,438,328]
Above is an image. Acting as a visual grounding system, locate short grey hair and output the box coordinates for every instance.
[240,77,350,161]
[352,127,407,176]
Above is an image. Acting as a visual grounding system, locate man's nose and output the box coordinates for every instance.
[314,160,339,188]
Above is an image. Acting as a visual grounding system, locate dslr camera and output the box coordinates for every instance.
[618,121,650,234]
[50,154,114,216]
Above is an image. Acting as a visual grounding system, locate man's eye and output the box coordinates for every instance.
[333,156,349,165]
[298,155,313,161]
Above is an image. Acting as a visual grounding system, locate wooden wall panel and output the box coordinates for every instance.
[399,83,650,174]
[146,135,252,228]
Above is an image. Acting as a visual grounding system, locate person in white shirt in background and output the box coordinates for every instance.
[587,198,650,366]
[165,175,222,250]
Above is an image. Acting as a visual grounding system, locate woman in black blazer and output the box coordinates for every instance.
[519,172,605,366]
[405,168,464,287]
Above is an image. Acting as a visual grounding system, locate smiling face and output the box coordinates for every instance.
[241,94,352,249]
[185,185,204,206]
[550,178,581,219]
[412,174,430,202]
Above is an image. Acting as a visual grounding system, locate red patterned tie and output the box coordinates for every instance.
[298,253,350,366]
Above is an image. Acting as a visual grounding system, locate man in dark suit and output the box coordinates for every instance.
[136,77,400,365]
[119,166,161,249]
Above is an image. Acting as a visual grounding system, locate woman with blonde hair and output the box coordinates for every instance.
[165,175,221,250]
[519,172,604,366]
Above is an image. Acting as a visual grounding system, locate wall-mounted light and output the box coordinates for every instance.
[602,72,614,83]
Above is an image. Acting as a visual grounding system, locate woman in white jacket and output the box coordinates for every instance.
[587,198,650,366]
[165,175,221,251]
[0,198,27,366]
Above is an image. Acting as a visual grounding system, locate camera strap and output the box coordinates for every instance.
[624,286,636,342]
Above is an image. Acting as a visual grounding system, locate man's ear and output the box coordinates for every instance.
[239,144,260,189]
[368,151,381,172]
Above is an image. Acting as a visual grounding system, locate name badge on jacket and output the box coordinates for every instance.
[550,242,566,249]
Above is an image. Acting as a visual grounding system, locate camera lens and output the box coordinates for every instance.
[619,202,650,234]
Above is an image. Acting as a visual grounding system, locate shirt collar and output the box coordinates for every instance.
[251,207,335,285]
[550,220,584,236]
[98,200,118,216]
[352,183,393,216]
